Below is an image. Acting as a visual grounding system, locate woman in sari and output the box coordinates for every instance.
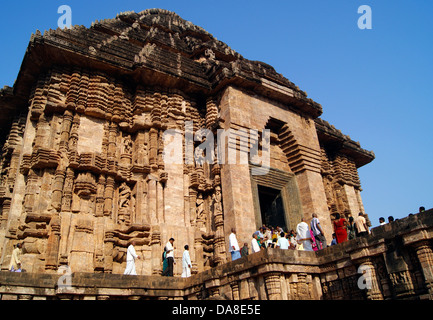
[162,247,168,275]
[347,216,356,240]
[333,213,348,244]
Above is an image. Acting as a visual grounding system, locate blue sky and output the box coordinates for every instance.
[1,1,432,227]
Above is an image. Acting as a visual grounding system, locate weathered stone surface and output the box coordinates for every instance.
[0,211,432,300]
[0,9,385,300]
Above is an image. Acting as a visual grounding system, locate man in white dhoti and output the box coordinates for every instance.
[296,218,313,251]
[123,241,141,275]
[181,245,192,278]
[229,228,241,261]
[9,243,23,272]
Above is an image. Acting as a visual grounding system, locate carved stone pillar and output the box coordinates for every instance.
[189,188,197,226]
[107,123,118,158]
[150,226,161,275]
[194,229,204,274]
[59,110,73,152]
[23,170,39,214]
[149,127,158,169]
[248,278,259,300]
[51,169,66,212]
[414,241,433,299]
[45,214,61,271]
[230,280,240,300]
[103,176,115,218]
[103,230,114,273]
[212,183,226,265]
[61,168,74,212]
[358,258,383,300]
[33,114,50,149]
[264,272,282,300]
[95,175,106,217]
[65,70,80,109]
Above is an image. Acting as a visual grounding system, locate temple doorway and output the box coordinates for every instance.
[257,185,287,231]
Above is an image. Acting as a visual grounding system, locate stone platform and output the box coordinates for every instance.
[1,211,432,300]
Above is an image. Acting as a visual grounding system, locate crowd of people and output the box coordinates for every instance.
[229,211,373,260]
[7,207,428,276]
[119,206,433,276]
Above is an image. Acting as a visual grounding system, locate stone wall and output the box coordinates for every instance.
[0,9,375,283]
[1,211,432,300]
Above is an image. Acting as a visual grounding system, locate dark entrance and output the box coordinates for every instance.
[257,185,287,231]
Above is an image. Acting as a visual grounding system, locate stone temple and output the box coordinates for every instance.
[0,9,432,300]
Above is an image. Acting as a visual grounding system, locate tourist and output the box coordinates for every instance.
[333,213,347,244]
[9,243,23,272]
[229,228,241,261]
[379,217,386,225]
[124,241,141,275]
[264,227,272,241]
[181,245,192,278]
[162,247,168,275]
[288,230,297,249]
[347,216,357,240]
[310,213,327,249]
[330,233,337,246]
[162,237,175,276]
[257,234,266,250]
[310,229,319,251]
[258,227,265,239]
[271,227,278,240]
[388,216,394,223]
[355,212,369,236]
[264,236,272,249]
[241,243,249,257]
[296,218,313,251]
[276,227,281,238]
[251,232,261,253]
[276,232,290,249]
[419,206,426,213]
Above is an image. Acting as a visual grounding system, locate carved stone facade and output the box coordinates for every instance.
[1,212,433,300]
[0,9,374,280]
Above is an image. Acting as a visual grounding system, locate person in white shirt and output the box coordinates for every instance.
[162,238,175,276]
[310,213,327,249]
[229,228,241,261]
[251,233,261,253]
[181,245,192,278]
[9,243,23,272]
[276,232,290,249]
[124,241,141,275]
[296,218,313,251]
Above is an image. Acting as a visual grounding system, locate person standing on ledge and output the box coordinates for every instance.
[181,245,192,278]
[296,218,313,251]
[355,212,370,236]
[333,213,348,244]
[9,243,23,272]
[241,242,249,257]
[163,237,175,276]
[311,213,327,249]
[251,232,261,253]
[124,240,141,275]
[229,228,241,261]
